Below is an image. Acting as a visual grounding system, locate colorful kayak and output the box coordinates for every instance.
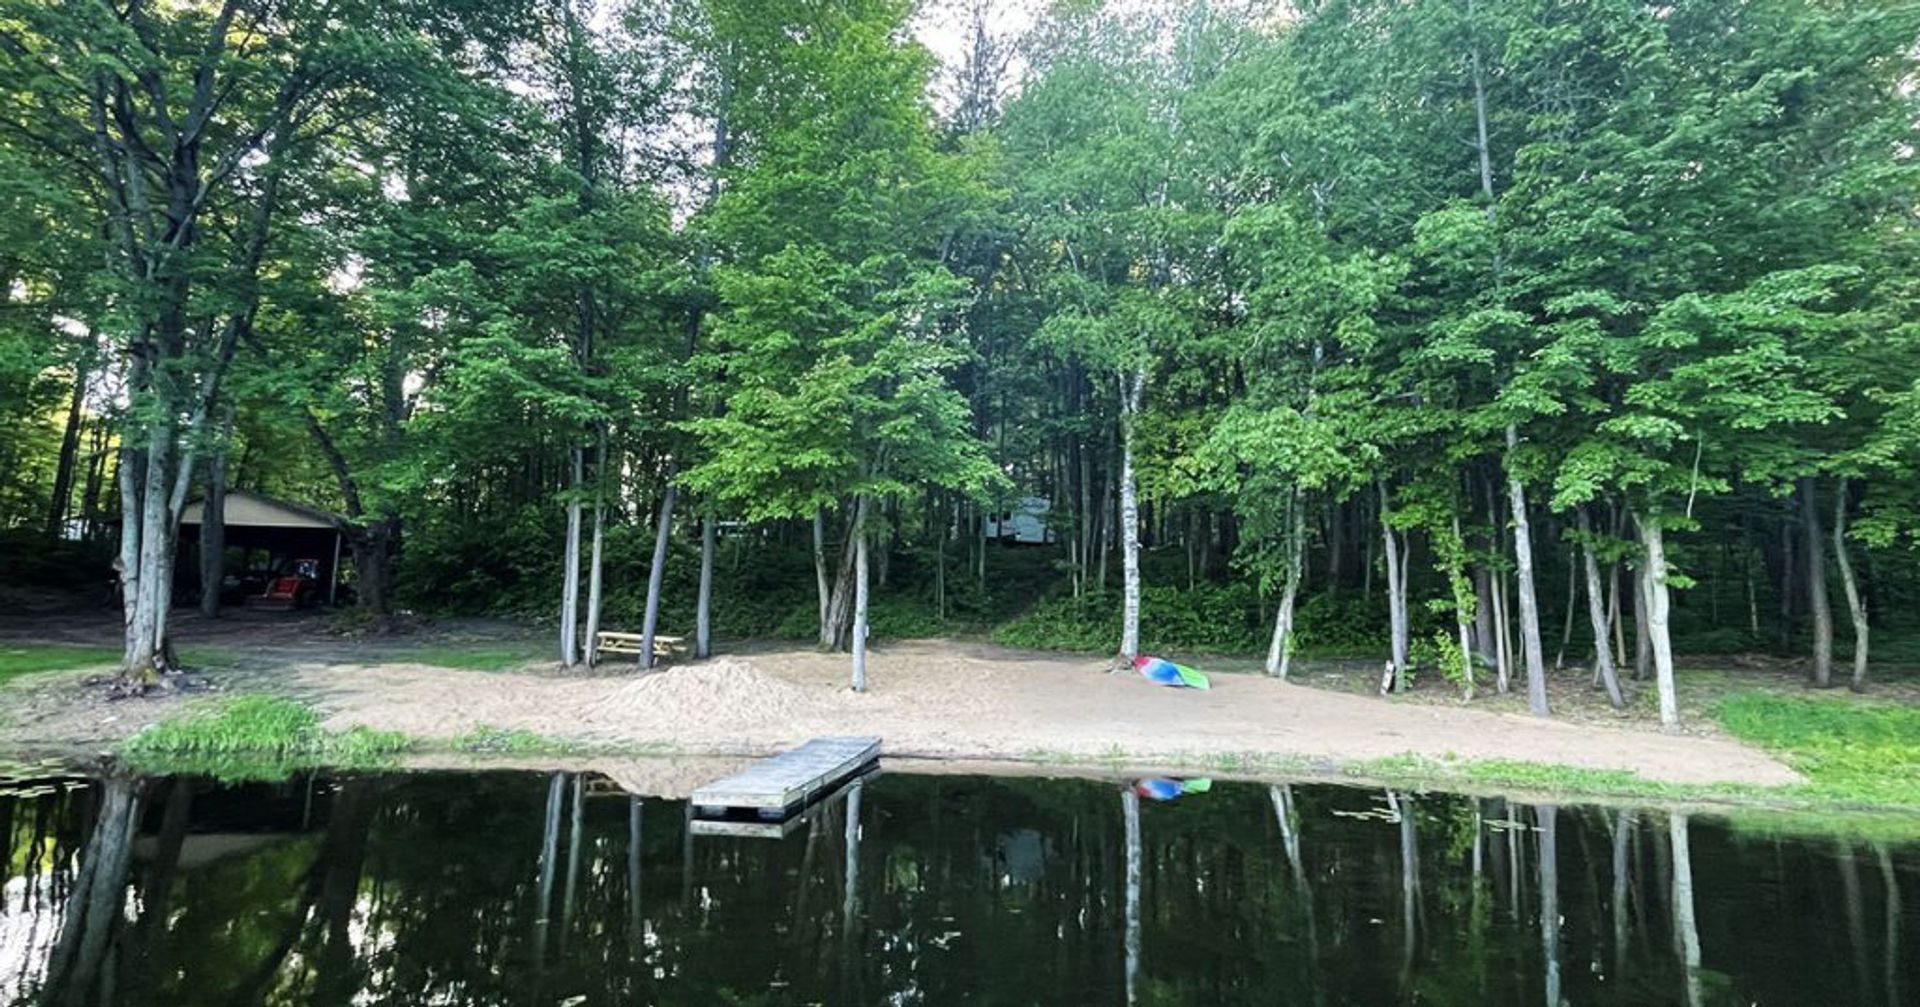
[1132,654,1211,690]
[1133,778,1214,801]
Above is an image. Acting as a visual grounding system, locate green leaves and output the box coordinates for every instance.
[681,1,1000,521]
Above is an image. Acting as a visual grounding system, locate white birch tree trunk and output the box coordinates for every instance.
[583,485,605,667]
[560,446,583,667]
[1264,489,1305,679]
[1118,367,1146,662]
[1639,514,1680,728]
[1505,426,1550,717]
[851,496,870,692]
[1379,481,1409,688]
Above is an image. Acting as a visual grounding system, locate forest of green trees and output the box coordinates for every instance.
[3,0,1916,724]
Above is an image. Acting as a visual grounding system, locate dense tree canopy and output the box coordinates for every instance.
[3,0,1916,719]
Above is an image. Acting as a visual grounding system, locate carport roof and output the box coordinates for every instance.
[179,491,342,531]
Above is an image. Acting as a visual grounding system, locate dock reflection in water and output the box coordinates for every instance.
[0,770,1912,1006]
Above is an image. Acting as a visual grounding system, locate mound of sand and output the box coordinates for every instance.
[589,660,830,729]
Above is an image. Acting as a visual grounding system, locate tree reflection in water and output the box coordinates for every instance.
[0,770,1910,1006]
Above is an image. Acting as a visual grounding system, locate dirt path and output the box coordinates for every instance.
[304,640,1798,787]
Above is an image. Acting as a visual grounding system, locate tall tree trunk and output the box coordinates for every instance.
[1800,477,1833,687]
[81,421,109,541]
[197,408,229,619]
[1779,515,1796,649]
[1327,496,1345,598]
[1505,426,1550,717]
[825,514,860,651]
[583,438,607,665]
[851,496,870,692]
[1472,566,1496,666]
[560,446,584,667]
[1491,562,1511,694]
[45,355,88,541]
[1265,489,1305,678]
[1078,433,1093,597]
[1577,507,1625,709]
[1830,478,1868,691]
[1554,547,1577,670]
[1639,514,1680,728]
[350,519,399,618]
[1379,481,1410,687]
[1118,368,1145,661]
[814,507,834,647]
[1632,556,1652,681]
[638,483,678,671]
[125,409,184,680]
[976,499,987,590]
[935,496,948,621]
[696,512,716,659]
[1099,430,1116,590]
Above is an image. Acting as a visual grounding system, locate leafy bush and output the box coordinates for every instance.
[991,590,1120,652]
[1409,628,1470,692]
[1291,594,1392,654]
[992,583,1415,657]
[993,584,1267,654]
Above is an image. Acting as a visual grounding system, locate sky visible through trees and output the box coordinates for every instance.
[2,0,1917,726]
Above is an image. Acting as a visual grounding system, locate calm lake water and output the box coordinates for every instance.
[0,768,1912,1006]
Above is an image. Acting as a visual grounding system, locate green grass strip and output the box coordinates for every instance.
[122,695,408,780]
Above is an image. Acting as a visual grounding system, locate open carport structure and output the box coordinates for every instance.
[178,491,346,607]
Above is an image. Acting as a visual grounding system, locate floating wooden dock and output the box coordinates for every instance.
[690,776,866,839]
[691,736,880,818]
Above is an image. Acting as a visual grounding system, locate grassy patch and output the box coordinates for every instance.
[122,695,409,780]
[451,724,580,755]
[399,645,537,672]
[0,644,120,680]
[1711,691,1920,807]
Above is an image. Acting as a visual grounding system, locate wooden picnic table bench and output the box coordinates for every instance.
[594,631,686,661]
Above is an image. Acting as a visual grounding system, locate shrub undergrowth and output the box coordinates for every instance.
[993,585,1396,656]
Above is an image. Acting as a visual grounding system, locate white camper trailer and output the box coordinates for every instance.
[984,496,1055,544]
